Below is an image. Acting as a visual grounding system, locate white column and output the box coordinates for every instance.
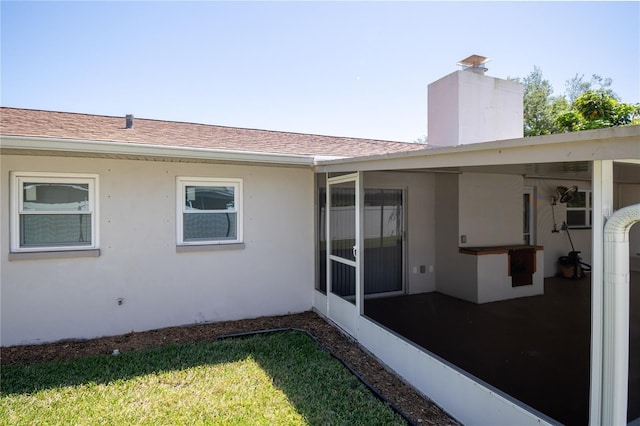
[356,171,365,319]
[602,203,639,425]
[589,160,613,425]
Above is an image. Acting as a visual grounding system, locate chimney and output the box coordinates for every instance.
[125,114,134,129]
[427,55,523,148]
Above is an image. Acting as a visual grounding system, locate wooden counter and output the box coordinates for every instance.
[459,245,544,256]
[453,245,545,303]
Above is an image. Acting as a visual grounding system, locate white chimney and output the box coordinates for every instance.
[427,55,523,148]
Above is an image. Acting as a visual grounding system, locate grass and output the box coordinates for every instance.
[0,330,406,425]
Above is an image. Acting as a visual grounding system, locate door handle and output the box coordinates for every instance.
[352,246,357,259]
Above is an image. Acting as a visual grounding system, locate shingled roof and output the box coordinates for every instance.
[0,107,425,158]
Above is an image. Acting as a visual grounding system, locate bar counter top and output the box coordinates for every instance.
[459,245,544,255]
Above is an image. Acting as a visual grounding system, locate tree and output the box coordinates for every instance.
[555,89,640,132]
[565,73,615,104]
[517,67,569,136]
[519,67,639,135]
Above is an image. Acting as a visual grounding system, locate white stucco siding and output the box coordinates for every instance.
[1,155,314,346]
[475,250,545,303]
[434,174,478,301]
[427,70,523,148]
[457,71,524,145]
[459,173,524,247]
[427,72,460,147]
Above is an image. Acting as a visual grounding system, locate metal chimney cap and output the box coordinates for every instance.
[125,114,134,129]
[457,55,490,74]
[457,55,490,68]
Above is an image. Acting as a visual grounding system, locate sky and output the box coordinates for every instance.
[1,1,639,142]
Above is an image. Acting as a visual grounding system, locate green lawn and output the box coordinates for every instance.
[1,331,406,425]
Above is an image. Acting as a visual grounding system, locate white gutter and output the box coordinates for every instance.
[0,135,315,166]
[602,203,640,425]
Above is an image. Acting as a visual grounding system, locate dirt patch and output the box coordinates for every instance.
[1,311,458,425]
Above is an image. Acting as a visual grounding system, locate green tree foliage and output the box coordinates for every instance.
[565,73,615,104]
[519,67,639,135]
[555,90,640,131]
[517,67,567,136]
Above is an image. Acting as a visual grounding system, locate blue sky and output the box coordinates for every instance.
[2,1,638,142]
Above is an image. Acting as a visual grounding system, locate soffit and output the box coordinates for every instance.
[396,161,639,183]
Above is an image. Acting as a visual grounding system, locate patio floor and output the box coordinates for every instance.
[364,272,639,426]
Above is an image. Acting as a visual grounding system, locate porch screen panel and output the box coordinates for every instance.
[316,181,327,293]
[329,181,356,303]
[364,189,403,295]
[330,259,356,302]
[329,184,355,261]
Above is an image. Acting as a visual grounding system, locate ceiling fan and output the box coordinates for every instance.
[555,185,578,204]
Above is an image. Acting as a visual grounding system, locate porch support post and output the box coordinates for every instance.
[589,160,613,426]
[356,171,365,317]
[326,173,332,298]
[602,203,639,425]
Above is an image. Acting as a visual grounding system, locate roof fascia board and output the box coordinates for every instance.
[0,135,315,167]
[314,126,640,173]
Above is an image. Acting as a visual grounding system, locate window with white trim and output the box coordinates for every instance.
[176,177,242,245]
[566,189,592,228]
[11,172,99,252]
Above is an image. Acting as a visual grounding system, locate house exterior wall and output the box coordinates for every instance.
[459,173,524,247]
[1,154,315,346]
[434,174,478,301]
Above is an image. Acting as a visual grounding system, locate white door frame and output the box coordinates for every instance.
[326,172,363,337]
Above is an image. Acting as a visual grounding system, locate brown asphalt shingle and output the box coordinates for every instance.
[0,107,426,158]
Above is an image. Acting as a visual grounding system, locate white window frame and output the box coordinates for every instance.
[176,177,243,246]
[566,189,592,229]
[10,172,99,253]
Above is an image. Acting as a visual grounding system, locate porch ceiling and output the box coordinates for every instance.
[398,160,640,183]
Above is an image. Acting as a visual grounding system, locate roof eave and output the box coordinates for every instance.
[314,126,640,173]
[0,135,316,167]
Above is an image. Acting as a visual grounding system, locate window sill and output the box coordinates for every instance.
[9,249,100,261]
[176,243,245,253]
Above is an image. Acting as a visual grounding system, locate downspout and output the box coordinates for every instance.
[602,203,640,425]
